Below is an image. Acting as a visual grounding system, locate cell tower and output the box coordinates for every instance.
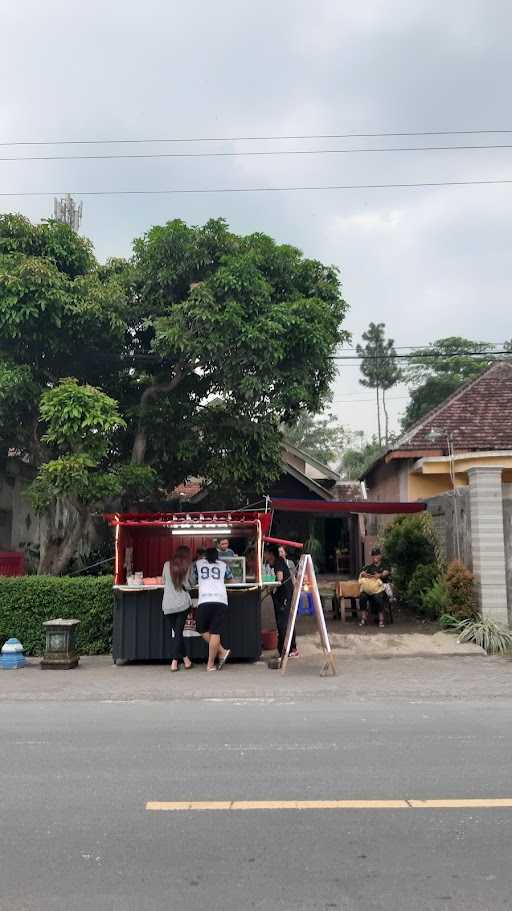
[53,194,83,232]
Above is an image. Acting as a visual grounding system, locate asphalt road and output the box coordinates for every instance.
[1,697,511,910]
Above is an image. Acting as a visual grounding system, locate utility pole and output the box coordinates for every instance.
[53,194,83,232]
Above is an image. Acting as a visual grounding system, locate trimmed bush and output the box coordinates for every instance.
[445,560,476,619]
[0,576,113,655]
[382,513,438,596]
[405,563,440,614]
[422,577,451,620]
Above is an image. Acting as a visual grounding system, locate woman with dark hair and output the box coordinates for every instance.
[195,546,233,671]
[162,556,193,672]
[265,545,298,658]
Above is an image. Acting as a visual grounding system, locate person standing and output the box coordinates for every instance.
[195,547,233,671]
[265,545,298,658]
[278,544,296,581]
[161,556,193,672]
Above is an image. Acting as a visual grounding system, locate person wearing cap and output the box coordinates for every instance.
[358,547,391,628]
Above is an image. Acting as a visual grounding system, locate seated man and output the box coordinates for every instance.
[358,547,391,629]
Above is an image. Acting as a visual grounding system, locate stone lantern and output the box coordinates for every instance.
[41,619,80,669]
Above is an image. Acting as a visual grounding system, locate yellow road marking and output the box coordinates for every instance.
[145,798,512,812]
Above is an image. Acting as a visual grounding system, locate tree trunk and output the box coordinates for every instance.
[382,388,389,445]
[376,385,382,446]
[131,363,186,466]
[38,503,88,576]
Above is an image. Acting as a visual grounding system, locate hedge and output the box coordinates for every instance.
[0,576,114,655]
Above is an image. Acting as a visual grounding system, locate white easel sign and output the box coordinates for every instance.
[280,553,336,677]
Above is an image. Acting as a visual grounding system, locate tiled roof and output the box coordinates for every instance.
[335,481,364,501]
[398,361,512,452]
[172,480,204,499]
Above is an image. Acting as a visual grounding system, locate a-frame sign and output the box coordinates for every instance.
[280,553,336,677]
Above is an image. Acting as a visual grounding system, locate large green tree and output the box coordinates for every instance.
[0,214,349,571]
[340,436,388,480]
[401,336,497,430]
[128,219,349,492]
[284,410,345,465]
[29,379,155,575]
[356,323,401,445]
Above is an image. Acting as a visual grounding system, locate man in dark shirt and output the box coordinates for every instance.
[264,546,298,657]
[359,547,390,628]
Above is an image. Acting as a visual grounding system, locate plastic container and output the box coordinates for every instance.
[261,629,278,651]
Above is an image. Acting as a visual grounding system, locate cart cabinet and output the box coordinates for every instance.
[113,586,262,662]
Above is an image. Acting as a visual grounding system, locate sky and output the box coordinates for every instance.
[1,0,511,441]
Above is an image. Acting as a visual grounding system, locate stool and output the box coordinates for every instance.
[334,580,361,623]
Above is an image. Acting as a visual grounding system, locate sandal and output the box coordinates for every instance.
[183,659,192,670]
[217,649,231,671]
[170,662,179,672]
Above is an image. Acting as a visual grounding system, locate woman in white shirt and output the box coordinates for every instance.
[195,547,233,672]
[162,556,193,672]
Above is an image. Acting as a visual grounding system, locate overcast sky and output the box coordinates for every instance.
[2,0,511,440]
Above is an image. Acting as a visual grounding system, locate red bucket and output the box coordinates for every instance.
[261,629,277,651]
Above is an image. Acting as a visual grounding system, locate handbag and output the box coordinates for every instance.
[359,575,384,595]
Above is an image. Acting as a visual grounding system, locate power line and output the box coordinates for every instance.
[332,396,409,404]
[3,143,512,163]
[332,349,511,360]
[1,178,512,198]
[2,129,512,147]
[338,342,504,351]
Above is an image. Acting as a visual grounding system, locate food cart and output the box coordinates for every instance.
[105,510,274,663]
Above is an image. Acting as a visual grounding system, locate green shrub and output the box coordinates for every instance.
[438,613,460,630]
[0,576,113,655]
[382,513,438,596]
[445,561,476,619]
[405,563,439,613]
[456,618,512,655]
[422,577,451,620]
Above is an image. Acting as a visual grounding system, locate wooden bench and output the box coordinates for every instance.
[333,580,361,622]
[333,580,395,624]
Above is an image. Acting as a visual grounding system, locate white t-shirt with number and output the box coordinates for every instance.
[195,558,232,606]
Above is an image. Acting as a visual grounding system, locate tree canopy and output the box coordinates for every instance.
[356,322,401,444]
[284,411,345,465]
[0,214,349,571]
[401,336,498,431]
[340,437,388,480]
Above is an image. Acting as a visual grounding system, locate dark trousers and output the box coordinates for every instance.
[167,610,192,661]
[359,592,386,616]
[273,595,296,655]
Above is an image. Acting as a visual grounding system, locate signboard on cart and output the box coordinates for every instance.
[280,553,336,677]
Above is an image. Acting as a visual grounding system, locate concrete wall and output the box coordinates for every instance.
[427,473,512,627]
[0,458,106,572]
[502,483,512,621]
[426,489,472,569]
[0,460,41,565]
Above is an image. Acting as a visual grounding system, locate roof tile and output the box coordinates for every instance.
[398,361,512,452]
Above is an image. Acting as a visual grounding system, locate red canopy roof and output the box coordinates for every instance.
[104,509,273,533]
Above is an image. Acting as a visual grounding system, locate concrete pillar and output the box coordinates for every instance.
[468,467,509,625]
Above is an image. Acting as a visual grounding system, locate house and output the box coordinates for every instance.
[361,361,512,626]
[362,361,512,503]
[170,443,363,573]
